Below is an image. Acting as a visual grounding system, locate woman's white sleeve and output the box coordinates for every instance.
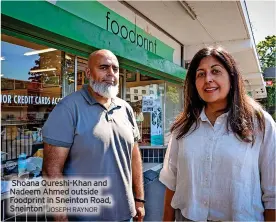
[159,133,179,191]
[259,112,276,209]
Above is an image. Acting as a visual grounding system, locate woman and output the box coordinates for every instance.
[159,46,275,221]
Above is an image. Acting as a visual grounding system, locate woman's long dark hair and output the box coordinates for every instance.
[171,46,265,144]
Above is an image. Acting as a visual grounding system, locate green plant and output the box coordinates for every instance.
[256,35,276,109]
[167,86,179,104]
[257,35,276,72]
[272,112,276,121]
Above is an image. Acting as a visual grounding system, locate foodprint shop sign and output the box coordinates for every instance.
[0,94,62,105]
[47,1,174,61]
[106,11,157,54]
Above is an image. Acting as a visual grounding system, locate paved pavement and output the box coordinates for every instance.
[143,169,166,221]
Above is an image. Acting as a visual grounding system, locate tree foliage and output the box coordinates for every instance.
[256,35,276,72]
[265,81,276,105]
[167,86,179,104]
[257,35,276,117]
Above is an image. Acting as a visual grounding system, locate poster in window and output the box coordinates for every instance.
[142,96,154,113]
[151,97,163,146]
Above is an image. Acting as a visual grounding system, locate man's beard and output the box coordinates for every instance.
[89,79,119,99]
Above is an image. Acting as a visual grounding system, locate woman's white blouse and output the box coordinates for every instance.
[159,109,276,221]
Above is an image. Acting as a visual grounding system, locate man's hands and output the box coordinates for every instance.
[134,201,145,221]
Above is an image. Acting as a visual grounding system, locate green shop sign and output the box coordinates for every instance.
[2,1,186,82]
[53,1,174,61]
[106,12,157,54]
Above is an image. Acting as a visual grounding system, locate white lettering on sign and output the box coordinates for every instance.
[0,95,12,104]
[52,97,61,105]
[46,0,57,5]
[0,95,62,105]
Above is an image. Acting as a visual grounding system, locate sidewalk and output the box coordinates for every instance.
[143,162,162,173]
[142,162,165,221]
[143,162,163,186]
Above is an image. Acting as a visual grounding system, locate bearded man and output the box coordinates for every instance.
[42,50,145,221]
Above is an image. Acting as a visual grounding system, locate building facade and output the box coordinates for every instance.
[1,1,187,219]
[1,0,268,221]
[1,0,185,168]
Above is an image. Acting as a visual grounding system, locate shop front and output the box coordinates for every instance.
[1,3,185,217]
[1,0,185,155]
[1,1,185,220]
[0,33,184,163]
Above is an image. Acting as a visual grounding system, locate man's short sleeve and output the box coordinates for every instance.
[126,105,141,142]
[42,102,75,148]
[259,112,276,209]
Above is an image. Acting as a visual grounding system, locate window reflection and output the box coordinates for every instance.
[1,34,62,165]
[63,53,75,97]
[76,57,88,91]
[164,83,183,145]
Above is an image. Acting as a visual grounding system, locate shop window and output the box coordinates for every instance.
[126,94,130,99]
[126,70,165,146]
[76,57,88,91]
[1,34,64,181]
[63,54,76,96]
[164,82,183,145]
